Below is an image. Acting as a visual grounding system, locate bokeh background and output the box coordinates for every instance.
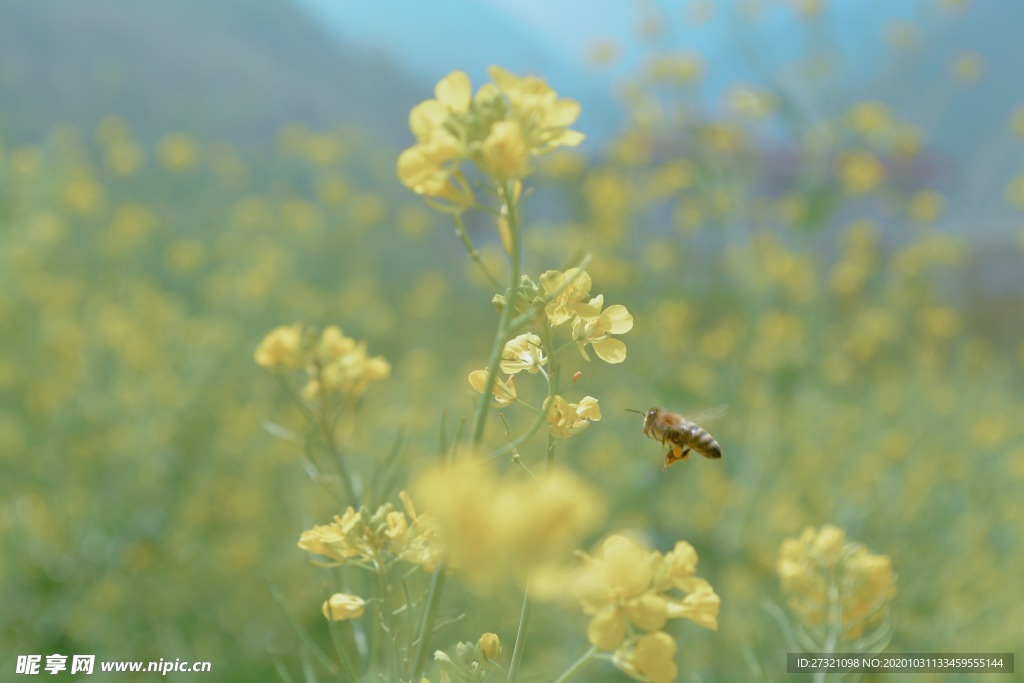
[2,0,1022,681]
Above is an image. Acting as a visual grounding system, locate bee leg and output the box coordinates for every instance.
[663,445,691,470]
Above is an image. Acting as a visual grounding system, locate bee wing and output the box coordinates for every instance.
[683,403,729,423]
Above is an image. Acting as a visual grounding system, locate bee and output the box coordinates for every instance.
[628,405,727,470]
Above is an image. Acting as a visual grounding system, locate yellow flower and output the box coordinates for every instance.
[315,326,358,362]
[838,152,885,195]
[254,324,304,370]
[539,268,593,325]
[157,133,199,172]
[908,190,944,223]
[322,593,366,621]
[500,333,547,374]
[298,508,364,564]
[546,395,601,439]
[847,101,893,137]
[396,132,474,208]
[304,335,391,401]
[778,525,897,640]
[576,535,719,652]
[410,459,602,587]
[468,369,517,406]
[613,631,679,683]
[951,51,984,84]
[408,71,472,143]
[477,632,501,661]
[390,491,444,572]
[487,65,584,152]
[572,295,633,363]
[481,119,531,181]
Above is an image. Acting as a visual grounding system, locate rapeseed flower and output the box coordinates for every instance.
[411,458,602,587]
[397,66,583,206]
[322,593,366,621]
[575,535,720,652]
[572,295,634,363]
[546,395,601,439]
[254,324,304,370]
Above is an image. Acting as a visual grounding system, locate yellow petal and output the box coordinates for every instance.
[435,71,472,113]
[603,305,634,334]
[587,608,627,650]
[409,100,448,140]
[592,337,627,364]
[545,98,582,127]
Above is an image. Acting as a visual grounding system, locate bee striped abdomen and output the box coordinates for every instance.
[671,423,722,459]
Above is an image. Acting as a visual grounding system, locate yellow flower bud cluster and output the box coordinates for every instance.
[777,525,897,641]
[433,633,503,681]
[298,492,442,572]
[411,459,603,588]
[397,67,584,208]
[576,535,720,683]
[253,324,390,401]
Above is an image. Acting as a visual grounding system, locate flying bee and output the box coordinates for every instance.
[627,405,727,470]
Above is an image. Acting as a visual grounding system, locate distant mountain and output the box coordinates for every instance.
[0,0,427,145]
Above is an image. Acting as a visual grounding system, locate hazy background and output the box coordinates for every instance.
[2,1,1021,681]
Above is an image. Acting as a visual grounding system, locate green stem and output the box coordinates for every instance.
[454,211,504,292]
[314,363,359,504]
[506,584,532,683]
[410,560,447,681]
[374,556,400,676]
[552,646,597,683]
[471,183,522,448]
[485,400,548,461]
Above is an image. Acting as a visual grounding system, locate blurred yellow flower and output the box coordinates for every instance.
[951,51,984,85]
[613,631,678,683]
[778,525,896,640]
[500,333,547,374]
[105,140,145,175]
[728,87,775,118]
[396,131,474,208]
[157,133,200,172]
[411,458,603,587]
[1011,105,1024,140]
[572,295,633,363]
[1005,174,1024,210]
[837,152,885,194]
[254,324,304,370]
[576,535,719,652]
[908,190,945,223]
[468,369,517,406]
[487,65,584,152]
[546,395,601,439]
[588,39,619,67]
[481,119,531,181]
[322,593,366,621]
[847,101,893,137]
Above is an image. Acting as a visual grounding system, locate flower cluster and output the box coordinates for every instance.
[397,67,584,208]
[541,268,633,363]
[411,458,603,588]
[575,535,720,683]
[778,525,897,641]
[433,633,503,682]
[298,492,443,573]
[254,324,390,401]
[545,394,601,439]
